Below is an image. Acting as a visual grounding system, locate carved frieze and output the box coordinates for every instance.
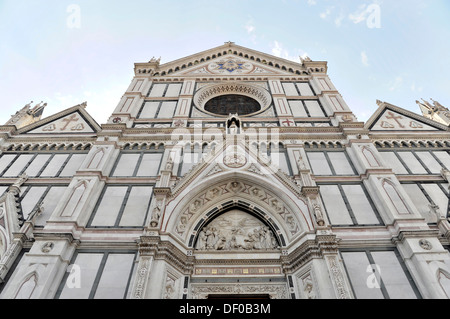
[195,210,279,251]
[133,257,151,299]
[326,256,351,299]
[191,283,288,299]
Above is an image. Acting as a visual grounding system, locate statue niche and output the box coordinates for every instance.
[195,210,279,251]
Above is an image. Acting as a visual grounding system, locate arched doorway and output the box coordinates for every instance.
[188,204,290,299]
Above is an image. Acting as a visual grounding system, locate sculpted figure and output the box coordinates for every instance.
[216,236,227,250]
[243,232,257,250]
[206,227,219,250]
[196,230,207,250]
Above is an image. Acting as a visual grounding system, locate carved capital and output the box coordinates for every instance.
[138,237,194,275]
[301,186,320,197]
[153,187,172,196]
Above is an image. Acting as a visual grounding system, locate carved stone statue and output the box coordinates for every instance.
[227,114,241,135]
[313,204,325,226]
[205,227,220,250]
[150,201,162,227]
[296,155,307,171]
[305,282,316,299]
[165,156,174,171]
[196,229,208,250]
[163,278,175,299]
[229,121,238,135]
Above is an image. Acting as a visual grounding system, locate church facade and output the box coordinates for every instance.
[0,42,449,299]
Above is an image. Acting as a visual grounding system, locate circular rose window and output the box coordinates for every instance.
[193,82,272,117]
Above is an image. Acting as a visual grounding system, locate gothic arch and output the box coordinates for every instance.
[60,180,88,217]
[381,178,411,215]
[438,268,450,298]
[14,273,38,299]
[87,147,105,169]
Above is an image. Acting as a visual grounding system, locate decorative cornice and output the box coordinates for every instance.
[32,232,81,245]
[391,229,440,244]
[301,186,320,197]
[281,239,321,273]
[373,138,450,149]
[153,187,172,196]
[2,140,94,152]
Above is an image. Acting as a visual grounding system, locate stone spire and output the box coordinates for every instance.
[5,101,47,129]
[416,98,450,126]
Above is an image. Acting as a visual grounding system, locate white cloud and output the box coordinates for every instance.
[307,0,317,6]
[271,41,303,63]
[349,4,369,24]
[411,82,423,93]
[389,76,403,91]
[245,19,255,34]
[334,13,345,27]
[245,24,255,34]
[361,51,369,66]
[43,85,125,124]
[320,7,333,20]
[245,17,257,43]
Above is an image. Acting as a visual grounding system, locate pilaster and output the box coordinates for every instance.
[0,233,78,299]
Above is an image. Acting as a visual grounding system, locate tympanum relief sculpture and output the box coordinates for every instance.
[195,210,279,251]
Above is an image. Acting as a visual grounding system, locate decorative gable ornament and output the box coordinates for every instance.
[366,100,448,132]
[16,102,101,135]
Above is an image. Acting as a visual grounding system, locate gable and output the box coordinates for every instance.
[17,103,101,135]
[371,110,439,131]
[173,56,290,77]
[366,101,448,132]
[148,43,309,78]
[25,111,95,134]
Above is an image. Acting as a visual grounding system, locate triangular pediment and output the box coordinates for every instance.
[146,42,309,78]
[17,103,101,135]
[171,140,302,199]
[366,101,449,132]
[171,55,293,77]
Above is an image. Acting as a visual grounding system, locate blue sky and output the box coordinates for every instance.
[1,0,449,125]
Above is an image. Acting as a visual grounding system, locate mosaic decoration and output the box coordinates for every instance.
[216,60,244,73]
[207,59,253,74]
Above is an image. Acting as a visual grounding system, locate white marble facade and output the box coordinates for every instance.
[0,43,449,300]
